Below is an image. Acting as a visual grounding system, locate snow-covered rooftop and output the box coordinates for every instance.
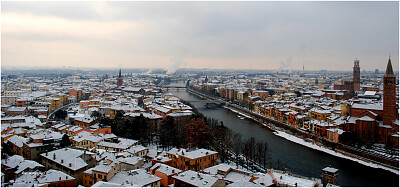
[40,148,89,171]
[150,163,181,176]
[323,167,339,173]
[172,170,219,187]
[271,170,317,187]
[108,169,161,187]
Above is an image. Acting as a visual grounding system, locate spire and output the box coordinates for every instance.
[119,69,122,78]
[385,57,395,77]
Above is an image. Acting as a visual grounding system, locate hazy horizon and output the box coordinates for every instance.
[2,1,399,72]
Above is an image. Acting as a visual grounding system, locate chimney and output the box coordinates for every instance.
[59,177,61,180]
[172,170,175,173]
[69,163,72,167]
[53,153,56,159]
[61,159,63,163]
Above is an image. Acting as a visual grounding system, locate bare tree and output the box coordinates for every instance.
[256,141,269,169]
[232,132,242,168]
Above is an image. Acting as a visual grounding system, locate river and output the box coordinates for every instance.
[167,83,399,187]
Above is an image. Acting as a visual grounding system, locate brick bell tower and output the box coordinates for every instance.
[353,58,360,92]
[383,57,396,126]
[117,69,123,87]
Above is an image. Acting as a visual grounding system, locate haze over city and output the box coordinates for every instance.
[2,1,399,72]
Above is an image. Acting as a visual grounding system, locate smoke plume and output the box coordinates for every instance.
[166,57,185,74]
[279,56,292,71]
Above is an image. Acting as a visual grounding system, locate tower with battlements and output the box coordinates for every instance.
[353,59,360,91]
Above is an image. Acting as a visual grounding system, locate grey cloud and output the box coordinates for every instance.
[2,1,398,71]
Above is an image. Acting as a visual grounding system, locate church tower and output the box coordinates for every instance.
[117,69,123,87]
[353,58,360,91]
[383,57,396,126]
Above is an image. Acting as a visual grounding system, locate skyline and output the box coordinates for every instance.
[2,1,399,71]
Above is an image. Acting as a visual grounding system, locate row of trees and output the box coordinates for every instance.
[98,111,152,144]
[95,102,287,171]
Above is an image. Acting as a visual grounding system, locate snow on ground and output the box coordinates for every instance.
[223,106,253,119]
[273,130,399,175]
[271,171,317,187]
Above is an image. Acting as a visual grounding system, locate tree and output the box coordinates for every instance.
[339,131,357,145]
[115,110,125,120]
[127,114,150,144]
[211,121,231,163]
[60,134,71,148]
[185,119,212,149]
[385,137,395,155]
[295,91,302,97]
[232,132,242,168]
[159,117,176,150]
[256,141,269,168]
[91,111,101,120]
[243,137,256,169]
[54,110,67,120]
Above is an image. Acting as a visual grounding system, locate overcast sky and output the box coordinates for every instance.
[2,1,399,71]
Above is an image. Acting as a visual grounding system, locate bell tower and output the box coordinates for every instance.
[353,58,360,91]
[117,69,123,87]
[383,57,396,126]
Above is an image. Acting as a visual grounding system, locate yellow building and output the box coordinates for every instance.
[44,97,61,112]
[308,108,331,121]
[167,148,218,172]
[55,94,68,105]
[237,91,246,102]
[89,99,101,107]
[83,160,119,186]
[83,170,94,187]
[71,133,103,150]
[274,89,285,95]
